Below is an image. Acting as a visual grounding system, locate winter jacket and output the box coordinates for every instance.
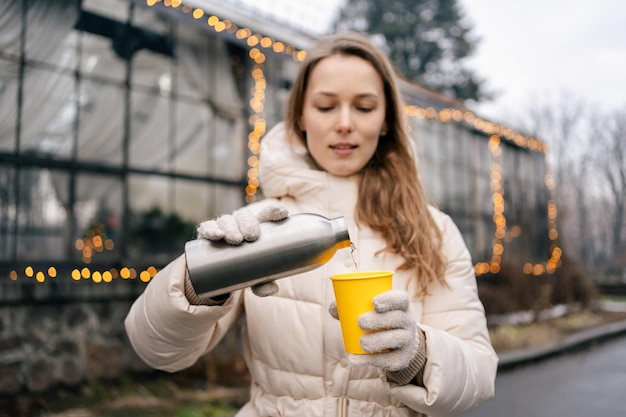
[125,122,498,417]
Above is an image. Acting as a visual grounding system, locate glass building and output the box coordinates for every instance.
[0,0,560,294]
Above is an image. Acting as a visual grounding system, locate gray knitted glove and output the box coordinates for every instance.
[329,290,427,385]
[196,203,289,297]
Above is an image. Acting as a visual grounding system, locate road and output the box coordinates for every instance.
[462,336,626,417]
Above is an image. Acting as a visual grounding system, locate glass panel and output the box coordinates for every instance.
[466,133,481,212]
[128,173,171,221]
[502,146,522,261]
[78,0,132,80]
[446,124,468,212]
[73,173,123,264]
[174,28,243,113]
[15,168,68,261]
[127,174,174,261]
[465,133,483,260]
[520,149,534,194]
[0,57,17,151]
[126,174,246,262]
[173,179,211,224]
[436,122,450,207]
[78,31,127,82]
[132,2,169,33]
[476,135,493,261]
[531,152,549,261]
[464,152,476,258]
[418,119,442,204]
[81,0,129,22]
[129,88,170,170]
[132,48,173,91]
[128,175,244,229]
[0,1,22,60]
[477,135,492,211]
[210,116,246,180]
[0,0,21,151]
[77,78,125,164]
[131,7,172,90]
[25,0,78,70]
[174,99,212,175]
[210,182,246,216]
[0,166,16,261]
[19,68,75,157]
[173,179,243,224]
[175,26,208,101]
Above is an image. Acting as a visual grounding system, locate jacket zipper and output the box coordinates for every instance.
[337,397,349,417]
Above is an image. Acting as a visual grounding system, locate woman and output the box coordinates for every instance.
[125,32,497,416]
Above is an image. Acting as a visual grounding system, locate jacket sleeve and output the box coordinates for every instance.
[124,255,244,373]
[389,213,498,416]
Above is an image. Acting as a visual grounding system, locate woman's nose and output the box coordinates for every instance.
[335,108,354,133]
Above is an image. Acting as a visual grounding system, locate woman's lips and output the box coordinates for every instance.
[330,143,357,156]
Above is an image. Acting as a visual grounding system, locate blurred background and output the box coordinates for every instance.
[0,0,624,415]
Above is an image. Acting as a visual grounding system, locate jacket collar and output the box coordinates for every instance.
[259,122,359,218]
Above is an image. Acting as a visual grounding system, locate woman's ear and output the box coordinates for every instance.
[381,122,388,136]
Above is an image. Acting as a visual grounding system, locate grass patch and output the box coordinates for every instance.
[489,309,626,353]
[39,374,245,417]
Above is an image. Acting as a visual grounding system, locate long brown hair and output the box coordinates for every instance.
[285,32,446,295]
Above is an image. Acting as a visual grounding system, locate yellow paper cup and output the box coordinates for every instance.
[330,271,393,354]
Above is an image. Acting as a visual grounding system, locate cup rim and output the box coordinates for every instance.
[329,271,393,281]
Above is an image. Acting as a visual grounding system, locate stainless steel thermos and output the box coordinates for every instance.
[184,213,351,298]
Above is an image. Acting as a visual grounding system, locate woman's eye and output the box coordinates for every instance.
[317,106,334,112]
[357,107,374,113]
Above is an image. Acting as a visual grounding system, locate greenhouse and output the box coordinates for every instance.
[0,0,559,295]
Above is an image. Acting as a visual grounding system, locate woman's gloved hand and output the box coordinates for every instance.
[197,203,288,244]
[196,203,289,297]
[329,290,427,385]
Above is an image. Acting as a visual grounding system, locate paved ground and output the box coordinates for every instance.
[463,332,626,417]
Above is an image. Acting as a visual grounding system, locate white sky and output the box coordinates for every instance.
[247,0,626,124]
[459,0,626,123]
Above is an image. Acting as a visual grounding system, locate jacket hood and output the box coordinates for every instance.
[258,121,361,218]
[259,122,326,201]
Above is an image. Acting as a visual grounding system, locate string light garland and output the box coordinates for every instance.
[245,59,266,203]
[5,1,563,285]
[9,222,160,284]
[146,0,306,61]
[407,107,562,276]
[405,106,548,154]
[9,262,159,284]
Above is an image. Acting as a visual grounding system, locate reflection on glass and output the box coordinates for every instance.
[20,69,75,158]
[15,168,68,261]
[77,80,125,164]
[129,89,170,170]
[24,0,78,69]
[0,57,17,152]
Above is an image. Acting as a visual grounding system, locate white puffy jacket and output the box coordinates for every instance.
[125,123,498,417]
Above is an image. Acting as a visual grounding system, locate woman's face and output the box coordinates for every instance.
[299,54,387,177]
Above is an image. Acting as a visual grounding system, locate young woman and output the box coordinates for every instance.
[125,32,497,417]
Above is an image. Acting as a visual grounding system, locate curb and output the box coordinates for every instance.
[497,319,626,370]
